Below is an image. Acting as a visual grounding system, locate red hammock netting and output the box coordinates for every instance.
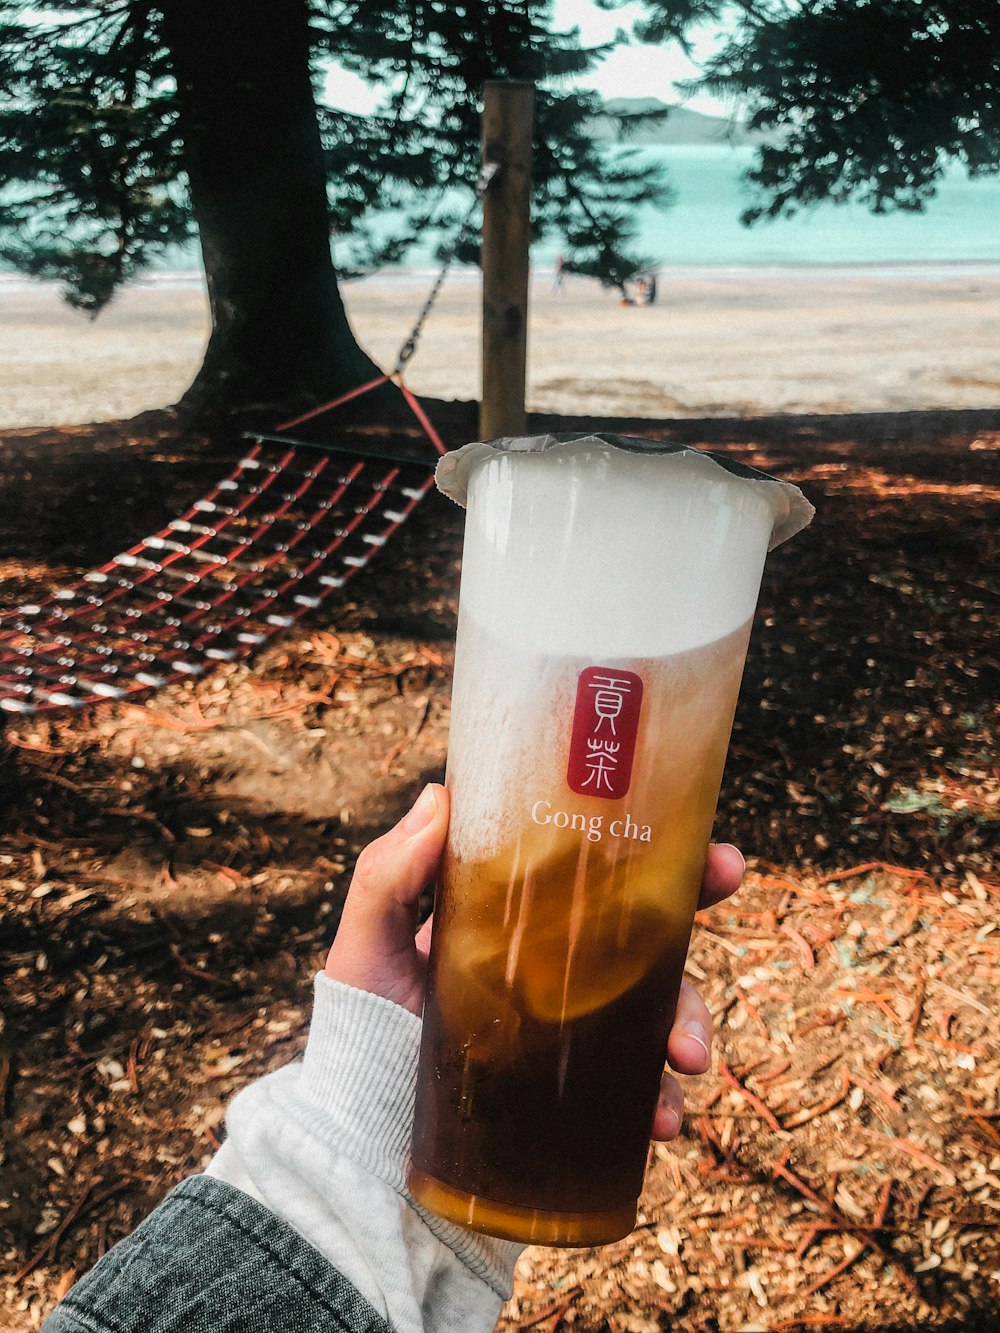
[0,376,446,716]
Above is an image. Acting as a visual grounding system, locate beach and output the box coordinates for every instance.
[2,264,999,428]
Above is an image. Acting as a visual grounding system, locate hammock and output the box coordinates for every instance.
[0,164,495,717]
[0,379,445,716]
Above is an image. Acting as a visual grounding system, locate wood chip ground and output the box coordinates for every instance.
[1,409,997,1331]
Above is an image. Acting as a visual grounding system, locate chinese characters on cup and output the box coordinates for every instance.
[568,668,644,800]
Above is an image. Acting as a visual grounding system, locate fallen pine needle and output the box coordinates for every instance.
[782,1068,851,1129]
[781,921,816,969]
[14,1182,128,1283]
[908,977,926,1045]
[850,1074,902,1114]
[931,979,991,1017]
[770,1318,853,1330]
[798,1242,870,1300]
[798,1011,847,1036]
[890,1138,958,1185]
[718,1060,783,1133]
[819,862,930,885]
[511,1286,583,1330]
[755,1058,793,1084]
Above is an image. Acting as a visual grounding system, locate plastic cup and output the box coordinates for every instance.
[409,433,813,1246]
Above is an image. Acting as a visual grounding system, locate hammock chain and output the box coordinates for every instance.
[393,160,500,373]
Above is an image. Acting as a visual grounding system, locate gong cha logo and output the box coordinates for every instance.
[566,667,644,800]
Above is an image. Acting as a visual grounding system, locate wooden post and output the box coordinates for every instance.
[480,80,535,440]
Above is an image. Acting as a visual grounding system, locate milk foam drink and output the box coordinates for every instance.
[410,434,813,1246]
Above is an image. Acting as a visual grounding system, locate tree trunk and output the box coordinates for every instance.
[162,0,382,417]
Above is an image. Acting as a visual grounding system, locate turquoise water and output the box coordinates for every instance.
[597,144,1000,268]
[7,142,997,279]
[378,142,1000,272]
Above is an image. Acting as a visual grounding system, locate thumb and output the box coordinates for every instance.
[324,783,449,1015]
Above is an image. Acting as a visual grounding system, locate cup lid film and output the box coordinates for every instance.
[435,432,814,550]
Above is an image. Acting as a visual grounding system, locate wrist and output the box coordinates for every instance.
[298,974,422,1191]
[296,973,524,1296]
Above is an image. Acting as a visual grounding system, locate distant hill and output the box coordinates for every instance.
[588,97,760,147]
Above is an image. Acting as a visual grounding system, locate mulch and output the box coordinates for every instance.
[0,407,997,1331]
[503,862,999,1333]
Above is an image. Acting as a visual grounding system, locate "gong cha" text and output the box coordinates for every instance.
[530,800,653,845]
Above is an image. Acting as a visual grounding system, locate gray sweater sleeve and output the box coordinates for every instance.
[42,1174,394,1333]
[45,975,521,1333]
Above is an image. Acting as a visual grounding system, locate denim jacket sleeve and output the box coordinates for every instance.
[43,1174,394,1333]
[43,976,521,1333]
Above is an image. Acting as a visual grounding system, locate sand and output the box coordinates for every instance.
[1,264,999,429]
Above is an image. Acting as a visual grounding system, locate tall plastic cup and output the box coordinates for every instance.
[409,434,813,1246]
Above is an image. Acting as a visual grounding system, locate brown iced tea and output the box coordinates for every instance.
[410,622,751,1245]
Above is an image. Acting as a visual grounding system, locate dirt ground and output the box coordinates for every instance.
[0,405,998,1331]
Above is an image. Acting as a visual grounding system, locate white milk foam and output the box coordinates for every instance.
[458,443,776,659]
[446,617,574,862]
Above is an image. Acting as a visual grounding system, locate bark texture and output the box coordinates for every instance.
[162,0,381,415]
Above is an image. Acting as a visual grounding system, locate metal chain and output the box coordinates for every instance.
[393,161,500,374]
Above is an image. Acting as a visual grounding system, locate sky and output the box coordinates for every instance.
[550,0,727,115]
[325,0,729,118]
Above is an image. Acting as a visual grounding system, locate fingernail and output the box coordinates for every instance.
[719,843,746,875]
[402,784,438,836]
[660,1106,680,1138]
[683,1025,711,1065]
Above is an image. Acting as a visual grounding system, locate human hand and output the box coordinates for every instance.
[324,783,745,1141]
[324,782,450,1018]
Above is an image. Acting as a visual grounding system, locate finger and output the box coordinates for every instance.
[340,784,448,936]
[349,783,449,913]
[325,784,449,1001]
[665,978,713,1075]
[697,842,745,911]
[651,1072,684,1141]
[414,913,434,964]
